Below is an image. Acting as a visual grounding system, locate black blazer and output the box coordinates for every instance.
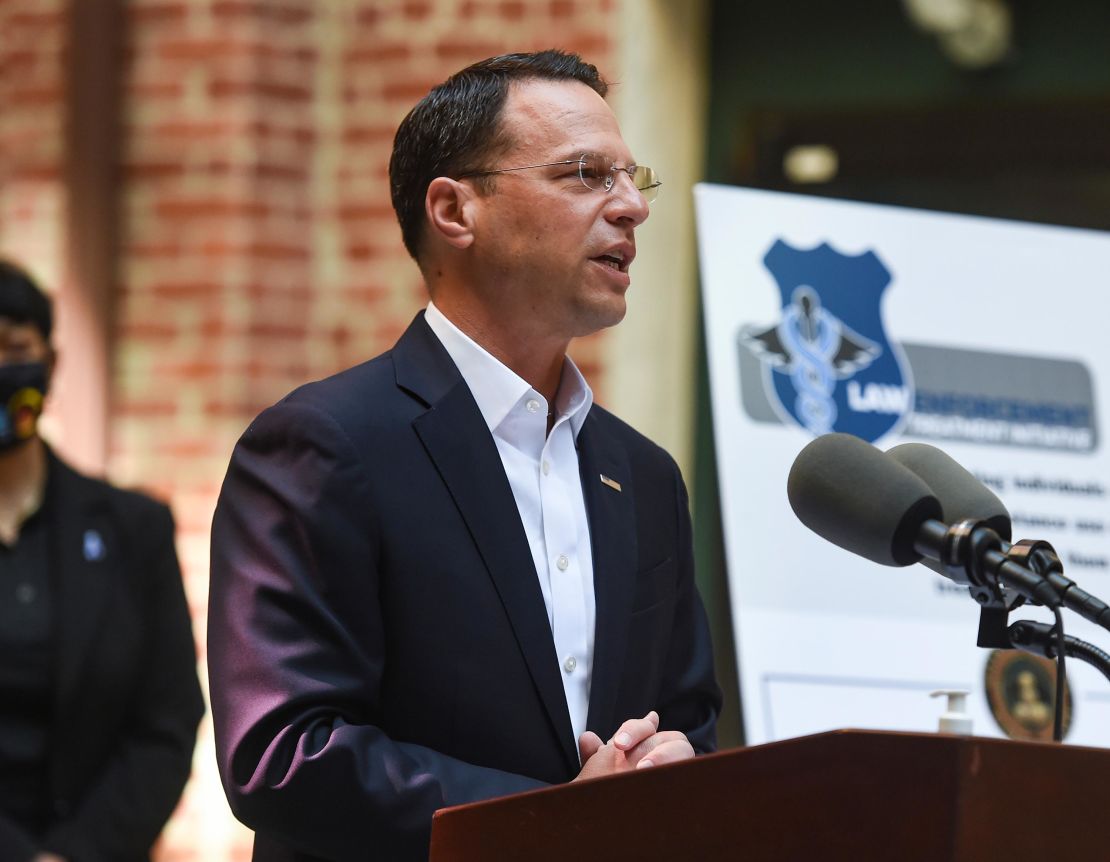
[0,451,204,862]
[208,314,721,862]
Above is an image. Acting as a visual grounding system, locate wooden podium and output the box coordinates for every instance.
[429,730,1110,861]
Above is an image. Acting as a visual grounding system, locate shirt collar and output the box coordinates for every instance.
[424,301,593,439]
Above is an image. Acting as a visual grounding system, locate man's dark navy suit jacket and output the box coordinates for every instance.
[208,313,721,861]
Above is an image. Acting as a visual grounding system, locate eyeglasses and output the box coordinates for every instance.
[458,153,661,204]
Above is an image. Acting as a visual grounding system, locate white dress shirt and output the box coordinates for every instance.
[424,302,596,748]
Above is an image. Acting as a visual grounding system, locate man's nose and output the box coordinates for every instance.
[606,170,650,226]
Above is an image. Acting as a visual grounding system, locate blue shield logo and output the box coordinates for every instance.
[740,239,913,442]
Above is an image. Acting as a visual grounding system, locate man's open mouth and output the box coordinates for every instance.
[592,249,630,272]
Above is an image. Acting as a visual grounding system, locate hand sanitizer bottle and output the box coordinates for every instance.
[930,689,973,735]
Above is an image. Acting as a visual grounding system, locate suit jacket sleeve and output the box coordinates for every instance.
[208,401,547,862]
[42,500,204,862]
[0,816,39,862]
[655,459,721,755]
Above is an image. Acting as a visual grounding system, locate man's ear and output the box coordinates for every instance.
[425,177,477,250]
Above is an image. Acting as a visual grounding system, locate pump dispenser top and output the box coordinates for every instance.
[930,689,973,735]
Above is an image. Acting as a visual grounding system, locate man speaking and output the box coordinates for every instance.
[208,50,721,862]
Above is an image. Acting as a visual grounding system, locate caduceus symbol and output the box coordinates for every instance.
[741,286,880,435]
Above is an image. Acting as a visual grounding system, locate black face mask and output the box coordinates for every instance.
[0,362,48,451]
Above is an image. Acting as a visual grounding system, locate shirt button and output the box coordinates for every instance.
[563,656,577,673]
[526,399,540,414]
[556,554,569,571]
[16,583,35,604]
[542,459,551,475]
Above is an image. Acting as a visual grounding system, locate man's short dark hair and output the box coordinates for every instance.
[389,49,609,261]
[0,259,53,341]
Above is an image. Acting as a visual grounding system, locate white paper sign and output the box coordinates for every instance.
[696,184,1110,747]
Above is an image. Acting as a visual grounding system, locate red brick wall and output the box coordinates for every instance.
[114,2,619,860]
[2,1,618,857]
[2,2,619,857]
[0,0,67,293]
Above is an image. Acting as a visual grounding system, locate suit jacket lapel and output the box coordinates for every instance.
[578,413,637,738]
[47,455,115,713]
[395,315,579,773]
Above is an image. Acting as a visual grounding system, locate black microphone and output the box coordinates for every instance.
[887,442,1011,579]
[787,433,1060,608]
[888,442,1110,631]
[787,432,940,567]
[886,443,1011,541]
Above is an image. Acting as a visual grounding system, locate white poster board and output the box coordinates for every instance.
[695,184,1110,747]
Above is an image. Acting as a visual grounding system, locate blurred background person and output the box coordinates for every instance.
[0,260,204,862]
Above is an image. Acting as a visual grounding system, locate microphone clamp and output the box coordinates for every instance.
[914,518,1063,610]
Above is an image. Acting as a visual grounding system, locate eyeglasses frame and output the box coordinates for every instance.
[457,153,661,202]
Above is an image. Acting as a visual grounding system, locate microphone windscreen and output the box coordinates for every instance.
[787,432,942,567]
[886,443,1011,541]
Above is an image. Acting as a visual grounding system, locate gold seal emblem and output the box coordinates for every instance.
[984,649,1072,741]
